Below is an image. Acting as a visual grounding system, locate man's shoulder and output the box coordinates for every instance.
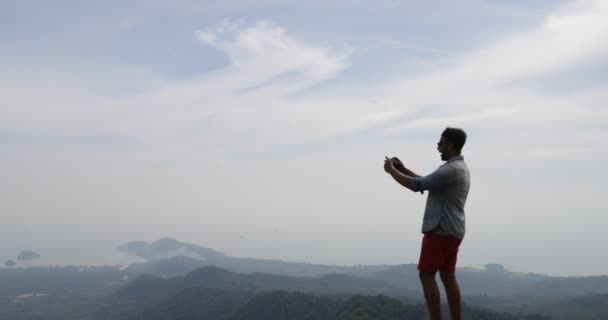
[441,159,469,176]
[441,159,466,169]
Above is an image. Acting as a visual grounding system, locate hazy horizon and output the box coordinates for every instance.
[1,233,604,278]
[2,0,607,277]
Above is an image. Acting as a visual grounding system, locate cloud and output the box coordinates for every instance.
[1,2,605,176]
[369,0,608,136]
[3,0,607,159]
[195,20,351,87]
[1,19,358,159]
[471,0,608,80]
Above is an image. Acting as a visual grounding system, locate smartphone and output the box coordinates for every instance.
[390,157,403,166]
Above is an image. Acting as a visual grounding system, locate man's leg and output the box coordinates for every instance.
[440,271,461,320]
[419,271,442,320]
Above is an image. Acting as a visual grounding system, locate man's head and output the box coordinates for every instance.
[438,127,467,161]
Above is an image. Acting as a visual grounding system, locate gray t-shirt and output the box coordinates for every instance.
[412,155,470,239]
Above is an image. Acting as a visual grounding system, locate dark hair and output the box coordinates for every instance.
[442,127,467,152]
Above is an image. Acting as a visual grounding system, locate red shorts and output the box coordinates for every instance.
[418,233,462,273]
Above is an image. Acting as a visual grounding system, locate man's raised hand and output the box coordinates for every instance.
[384,156,395,173]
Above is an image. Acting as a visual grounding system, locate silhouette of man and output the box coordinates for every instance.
[384,127,470,320]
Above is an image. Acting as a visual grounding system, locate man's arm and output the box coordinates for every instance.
[394,163,420,178]
[414,165,456,191]
[384,157,422,193]
[389,169,419,192]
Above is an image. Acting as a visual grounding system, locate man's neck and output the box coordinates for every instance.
[445,153,462,161]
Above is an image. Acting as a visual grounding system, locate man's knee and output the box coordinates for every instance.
[439,271,457,284]
[419,271,437,283]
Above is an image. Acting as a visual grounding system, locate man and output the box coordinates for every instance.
[383,127,470,320]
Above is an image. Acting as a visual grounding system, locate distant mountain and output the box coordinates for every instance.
[364,264,608,298]
[118,265,410,303]
[125,255,211,278]
[115,238,608,301]
[515,275,608,297]
[117,237,224,261]
[117,237,392,277]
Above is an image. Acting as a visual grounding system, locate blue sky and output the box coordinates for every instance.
[2,0,607,276]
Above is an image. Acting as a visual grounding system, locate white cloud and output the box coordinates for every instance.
[7,1,605,149]
[3,0,607,157]
[196,31,217,45]
[370,0,608,140]
[463,0,608,81]
[196,20,351,86]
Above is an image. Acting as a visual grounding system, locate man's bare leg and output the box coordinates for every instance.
[419,271,442,320]
[440,271,461,320]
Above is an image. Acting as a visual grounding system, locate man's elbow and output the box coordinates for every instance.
[409,182,424,193]
[411,186,424,193]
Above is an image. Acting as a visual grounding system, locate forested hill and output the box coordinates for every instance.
[116,266,551,320]
[4,264,607,319]
[126,289,551,320]
[117,265,410,303]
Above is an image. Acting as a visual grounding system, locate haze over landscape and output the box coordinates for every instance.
[2,0,607,277]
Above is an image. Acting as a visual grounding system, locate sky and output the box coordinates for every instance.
[1,0,607,276]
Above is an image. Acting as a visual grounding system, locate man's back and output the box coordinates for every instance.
[417,156,470,239]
